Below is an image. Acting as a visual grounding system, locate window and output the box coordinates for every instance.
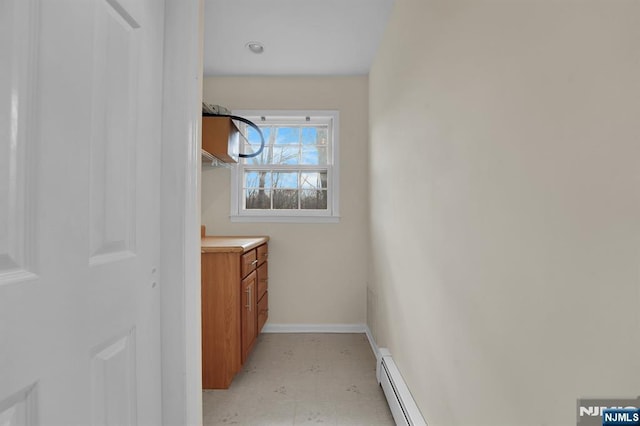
[230,110,339,223]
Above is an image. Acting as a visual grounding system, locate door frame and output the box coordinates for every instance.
[160,0,203,425]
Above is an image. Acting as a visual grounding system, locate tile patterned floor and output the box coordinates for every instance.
[203,333,395,425]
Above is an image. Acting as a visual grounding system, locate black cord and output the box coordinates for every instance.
[204,114,265,158]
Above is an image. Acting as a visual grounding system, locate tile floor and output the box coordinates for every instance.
[203,333,395,425]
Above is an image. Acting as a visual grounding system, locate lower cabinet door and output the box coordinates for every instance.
[258,292,268,333]
[257,262,268,300]
[241,271,257,363]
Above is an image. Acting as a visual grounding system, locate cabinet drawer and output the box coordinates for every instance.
[257,292,268,333]
[257,262,268,301]
[257,243,268,265]
[241,249,257,278]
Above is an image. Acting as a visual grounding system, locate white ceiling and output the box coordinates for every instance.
[203,0,395,76]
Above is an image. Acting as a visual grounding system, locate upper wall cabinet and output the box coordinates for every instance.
[202,116,239,164]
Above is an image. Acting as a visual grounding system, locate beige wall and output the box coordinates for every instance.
[202,76,369,325]
[368,1,640,425]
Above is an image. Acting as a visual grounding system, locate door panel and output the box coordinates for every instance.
[0,0,37,284]
[89,0,139,264]
[0,0,165,424]
[0,384,37,426]
[90,329,137,426]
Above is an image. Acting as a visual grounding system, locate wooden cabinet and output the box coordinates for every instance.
[241,271,257,363]
[256,262,268,332]
[201,235,269,389]
[257,292,268,333]
[241,249,257,278]
[201,116,239,163]
[255,241,269,333]
[256,262,268,302]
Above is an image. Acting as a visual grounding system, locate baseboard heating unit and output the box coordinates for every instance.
[377,348,427,426]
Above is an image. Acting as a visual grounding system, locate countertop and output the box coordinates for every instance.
[201,236,269,253]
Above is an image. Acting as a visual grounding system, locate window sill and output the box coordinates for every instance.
[230,215,340,224]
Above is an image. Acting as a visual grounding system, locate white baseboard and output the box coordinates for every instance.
[261,323,367,333]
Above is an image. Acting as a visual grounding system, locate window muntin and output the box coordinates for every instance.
[244,170,328,210]
[231,111,339,222]
[242,124,329,166]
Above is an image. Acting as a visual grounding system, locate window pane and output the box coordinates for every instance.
[300,189,327,210]
[246,189,271,209]
[300,171,327,189]
[247,146,296,165]
[273,189,298,209]
[243,127,271,163]
[301,128,317,145]
[245,171,271,188]
[316,127,329,146]
[275,127,300,145]
[247,126,270,144]
[273,172,298,189]
[243,144,261,164]
[271,146,299,165]
[300,146,328,165]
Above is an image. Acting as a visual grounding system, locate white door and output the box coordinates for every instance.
[0,0,165,424]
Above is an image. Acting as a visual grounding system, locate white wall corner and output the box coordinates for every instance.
[364,324,381,369]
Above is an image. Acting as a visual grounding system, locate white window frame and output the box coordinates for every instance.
[230,110,340,223]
